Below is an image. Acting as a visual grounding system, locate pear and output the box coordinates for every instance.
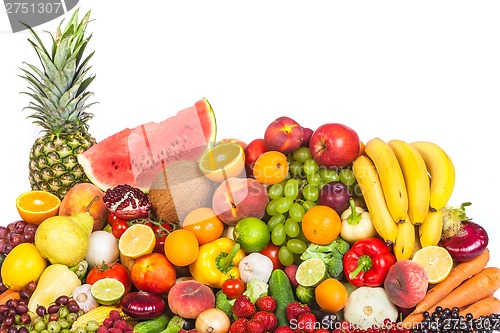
[34,212,94,267]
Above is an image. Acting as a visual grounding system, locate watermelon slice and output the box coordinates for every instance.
[78,98,216,192]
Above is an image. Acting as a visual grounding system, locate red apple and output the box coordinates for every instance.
[130,252,177,295]
[264,116,304,155]
[212,177,269,226]
[383,260,429,308]
[301,127,314,147]
[244,138,268,177]
[309,123,360,169]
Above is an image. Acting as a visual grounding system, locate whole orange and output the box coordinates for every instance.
[164,229,199,266]
[182,207,224,245]
[315,278,348,313]
[130,252,176,294]
[302,205,341,245]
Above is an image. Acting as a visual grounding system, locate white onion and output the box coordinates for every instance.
[195,308,230,333]
[85,230,119,268]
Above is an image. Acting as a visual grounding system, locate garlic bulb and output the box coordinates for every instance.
[72,284,99,313]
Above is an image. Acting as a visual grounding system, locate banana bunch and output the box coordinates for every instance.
[353,138,455,260]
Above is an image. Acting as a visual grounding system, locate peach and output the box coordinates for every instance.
[59,183,109,231]
[244,138,268,177]
[301,127,314,147]
[264,116,304,155]
[212,177,269,226]
[131,252,176,295]
[167,280,215,319]
[383,259,429,309]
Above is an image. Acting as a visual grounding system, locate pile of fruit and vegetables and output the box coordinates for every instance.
[2,8,500,333]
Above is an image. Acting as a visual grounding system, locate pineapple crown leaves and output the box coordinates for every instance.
[19,8,97,135]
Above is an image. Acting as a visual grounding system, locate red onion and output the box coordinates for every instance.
[120,291,165,319]
[439,220,489,262]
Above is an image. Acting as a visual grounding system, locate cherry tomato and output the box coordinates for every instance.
[112,219,129,239]
[260,243,284,270]
[107,213,127,227]
[152,223,171,254]
[153,234,166,254]
[222,278,245,299]
[86,262,133,293]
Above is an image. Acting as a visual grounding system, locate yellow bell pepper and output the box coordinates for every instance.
[28,264,82,313]
[189,237,246,289]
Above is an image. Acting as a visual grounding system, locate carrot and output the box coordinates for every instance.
[414,248,490,313]
[427,266,500,313]
[0,288,20,305]
[459,296,500,318]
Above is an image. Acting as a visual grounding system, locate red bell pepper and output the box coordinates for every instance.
[343,237,396,287]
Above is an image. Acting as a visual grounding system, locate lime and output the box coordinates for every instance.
[296,257,327,287]
[90,278,125,305]
[233,217,271,253]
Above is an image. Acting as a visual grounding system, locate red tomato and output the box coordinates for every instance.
[260,243,284,270]
[152,223,171,254]
[222,278,245,299]
[107,213,127,227]
[86,262,133,293]
[112,219,129,239]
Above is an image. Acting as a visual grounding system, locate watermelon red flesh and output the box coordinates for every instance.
[77,98,216,192]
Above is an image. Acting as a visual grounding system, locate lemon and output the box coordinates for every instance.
[412,245,453,284]
[296,257,327,287]
[233,217,271,253]
[118,224,156,259]
[90,278,125,305]
[1,243,47,291]
[198,142,245,182]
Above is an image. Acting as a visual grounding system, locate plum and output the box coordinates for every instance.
[318,181,352,215]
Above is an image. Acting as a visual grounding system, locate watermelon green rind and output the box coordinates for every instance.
[77,98,217,192]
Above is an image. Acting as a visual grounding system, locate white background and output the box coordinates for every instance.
[1,2,499,270]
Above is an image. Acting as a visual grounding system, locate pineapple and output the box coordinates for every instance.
[20,9,97,199]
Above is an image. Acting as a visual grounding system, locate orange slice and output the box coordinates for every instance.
[15,190,61,225]
[412,245,453,284]
[198,142,245,182]
[118,224,156,259]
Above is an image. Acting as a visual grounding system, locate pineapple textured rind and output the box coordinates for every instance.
[20,9,97,198]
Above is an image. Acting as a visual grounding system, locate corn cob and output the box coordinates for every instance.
[71,305,137,331]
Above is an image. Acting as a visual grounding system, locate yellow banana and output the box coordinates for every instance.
[352,155,398,244]
[394,218,415,261]
[388,139,430,225]
[419,209,444,247]
[410,141,455,211]
[364,138,408,223]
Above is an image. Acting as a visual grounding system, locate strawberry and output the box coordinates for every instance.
[285,301,311,322]
[233,295,256,318]
[252,311,278,332]
[273,327,294,333]
[247,318,266,333]
[229,318,248,333]
[255,295,277,312]
[297,312,317,333]
[314,329,330,333]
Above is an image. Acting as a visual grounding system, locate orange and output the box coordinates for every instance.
[16,190,61,225]
[315,278,348,313]
[182,207,225,245]
[199,142,245,182]
[164,229,199,266]
[302,205,341,245]
[252,151,289,185]
[118,224,156,259]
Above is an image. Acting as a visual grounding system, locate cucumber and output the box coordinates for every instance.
[133,313,170,333]
[269,268,295,327]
